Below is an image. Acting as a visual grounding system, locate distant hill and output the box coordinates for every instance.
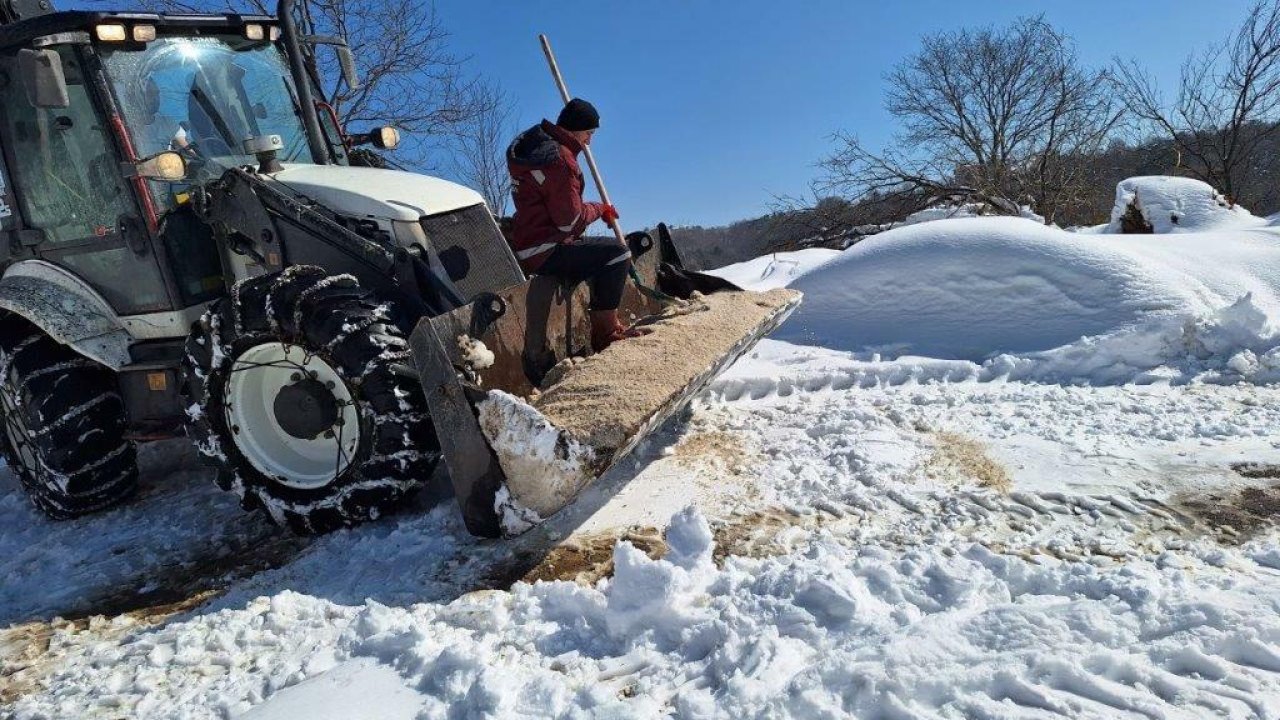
[646,129,1280,271]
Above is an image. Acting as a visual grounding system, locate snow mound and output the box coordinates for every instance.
[902,201,1044,226]
[707,248,841,290]
[1104,176,1264,233]
[723,289,1280,391]
[775,216,1280,361]
[901,203,986,225]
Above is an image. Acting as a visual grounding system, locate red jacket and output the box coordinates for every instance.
[506,120,604,272]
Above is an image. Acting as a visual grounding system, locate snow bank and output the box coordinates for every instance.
[998,292,1280,384]
[901,201,1044,226]
[775,216,1280,362]
[706,248,841,290]
[1103,176,1265,233]
[730,289,1280,388]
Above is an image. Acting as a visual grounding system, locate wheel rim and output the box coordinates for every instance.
[0,366,40,480]
[224,343,360,490]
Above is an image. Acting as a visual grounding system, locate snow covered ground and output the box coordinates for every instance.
[705,248,842,291]
[6,179,1280,718]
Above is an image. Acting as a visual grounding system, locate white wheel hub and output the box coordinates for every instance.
[224,343,360,490]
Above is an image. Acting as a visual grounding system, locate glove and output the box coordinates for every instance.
[599,203,620,224]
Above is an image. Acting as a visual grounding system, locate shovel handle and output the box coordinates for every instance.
[539,34,627,247]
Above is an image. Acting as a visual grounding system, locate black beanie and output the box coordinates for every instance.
[556,98,599,131]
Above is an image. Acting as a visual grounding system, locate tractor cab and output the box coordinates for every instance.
[0,5,361,321]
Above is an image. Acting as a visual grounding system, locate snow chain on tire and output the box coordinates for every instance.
[0,314,138,518]
[181,266,439,533]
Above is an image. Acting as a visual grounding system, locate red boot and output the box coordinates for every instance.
[590,309,647,352]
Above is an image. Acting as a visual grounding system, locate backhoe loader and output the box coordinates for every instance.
[0,0,799,537]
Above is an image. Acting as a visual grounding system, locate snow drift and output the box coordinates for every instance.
[774,215,1280,362]
[707,248,841,290]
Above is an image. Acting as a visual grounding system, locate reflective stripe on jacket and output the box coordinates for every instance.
[506,119,603,273]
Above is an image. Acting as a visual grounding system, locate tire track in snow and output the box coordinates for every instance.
[682,375,1280,616]
[9,365,1280,715]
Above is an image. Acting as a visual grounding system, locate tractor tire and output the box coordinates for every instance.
[181,266,438,533]
[0,319,138,518]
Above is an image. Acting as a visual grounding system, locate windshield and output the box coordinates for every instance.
[101,36,314,179]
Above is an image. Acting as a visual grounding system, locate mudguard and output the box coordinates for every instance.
[0,261,132,369]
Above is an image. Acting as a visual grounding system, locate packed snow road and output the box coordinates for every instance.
[7,191,1280,717]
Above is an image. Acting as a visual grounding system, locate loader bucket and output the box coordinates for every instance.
[409,225,801,537]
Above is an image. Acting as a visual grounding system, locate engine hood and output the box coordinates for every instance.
[271,164,486,221]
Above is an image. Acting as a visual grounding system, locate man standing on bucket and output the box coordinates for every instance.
[506,98,645,352]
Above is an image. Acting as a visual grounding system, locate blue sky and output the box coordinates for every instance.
[67,0,1260,228]
[431,0,1258,229]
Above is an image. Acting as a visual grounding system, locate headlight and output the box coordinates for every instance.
[131,25,156,42]
[373,126,400,150]
[244,24,265,41]
[134,151,187,181]
[94,24,127,42]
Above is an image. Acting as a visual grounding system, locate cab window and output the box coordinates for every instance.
[0,48,136,246]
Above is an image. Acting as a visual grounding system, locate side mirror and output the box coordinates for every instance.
[17,49,69,109]
[336,45,359,91]
[301,34,361,91]
[132,151,187,181]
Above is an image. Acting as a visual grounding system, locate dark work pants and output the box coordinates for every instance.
[536,237,632,311]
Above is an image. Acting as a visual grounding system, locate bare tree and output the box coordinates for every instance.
[1114,0,1280,206]
[820,17,1122,225]
[295,0,492,166]
[765,191,906,250]
[449,82,516,216]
